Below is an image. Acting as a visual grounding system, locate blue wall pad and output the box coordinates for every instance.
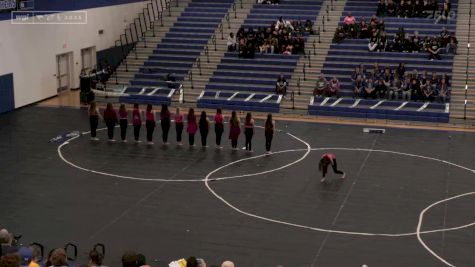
[0,73,15,114]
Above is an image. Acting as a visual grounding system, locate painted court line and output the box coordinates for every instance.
[204,148,475,239]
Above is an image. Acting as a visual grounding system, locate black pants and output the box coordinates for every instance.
[89,115,98,138]
[200,129,208,146]
[176,123,183,142]
[133,125,141,141]
[189,134,195,146]
[231,139,238,148]
[120,119,128,141]
[265,133,273,152]
[429,53,441,60]
[106,121,115,140]
[245,128,254,150]
[215,123,224,146]
[161,121,170,143]
[146,121,155,142]
[323,160,344,178]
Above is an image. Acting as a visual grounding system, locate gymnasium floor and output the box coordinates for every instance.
[1,106,475,267]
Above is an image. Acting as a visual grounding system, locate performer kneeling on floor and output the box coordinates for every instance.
[319,153,345,183]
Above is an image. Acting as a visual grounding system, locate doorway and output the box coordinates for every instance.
[56,52,74,92]
[81,46,96,74]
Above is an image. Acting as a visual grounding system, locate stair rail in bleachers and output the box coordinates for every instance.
[212,34,217,51]
[232,2,237,19]
[197,58,202,76]
[303,63,306,81]
[204,45,210,63]
[219,23,224,40]
[297,77,301,95]
[103,0,172,85]
[225,13,231,29]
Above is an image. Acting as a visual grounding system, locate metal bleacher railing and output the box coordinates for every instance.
[108,0,177,83]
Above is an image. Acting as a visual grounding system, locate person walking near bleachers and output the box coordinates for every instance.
[103,103,118,142]
[243,113,255,152]
[187,108,198,147]
[264,113,275,154]
[88,101,100,141]
[228,111,241,150]
[175,107,184,145]
[199,111,210,147]
[214,108,224,148]
[118,104,128,142]
[160,104,171,145]
[145,104,156,145]
[132,104,142,143]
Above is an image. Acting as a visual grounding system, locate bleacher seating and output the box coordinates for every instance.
[197,91,282,113]
[313,0,457,122]
[197,0,323,113]
[119,87,175,106]
[127,0,234,101]
[308,96,450,122]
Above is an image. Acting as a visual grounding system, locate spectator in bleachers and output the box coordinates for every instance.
[437,77,450,102]
[313,74,328,97]
[396,63,406,78]
[446,34,458,54]
[378,31,388,51]
[199,111,209,148]
[439,0,451,22]
[377,0,386,16]
[104,103,118,142]
[388,77,403,99]
[363,78,377,99]
[410,76,422,101]
[332,26,346,43]
[227,33,236,52]
[276,74,287,95]
[382,67,393,88]
[368,33,379,52]
[421,78,434,101]
[353,75,366,98]
[427,41,442,60]
[327,76,341,97]
[386,0,397,16]
[375,79,388,98]
[0,230,13,256]
[351,66,364,82]
[359,17,370,39]
[343,12,357,37]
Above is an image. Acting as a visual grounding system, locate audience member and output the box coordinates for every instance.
[327,76,341,97]
[227,33,236,52]
[313,74,328,97]
[275,74,287,95]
